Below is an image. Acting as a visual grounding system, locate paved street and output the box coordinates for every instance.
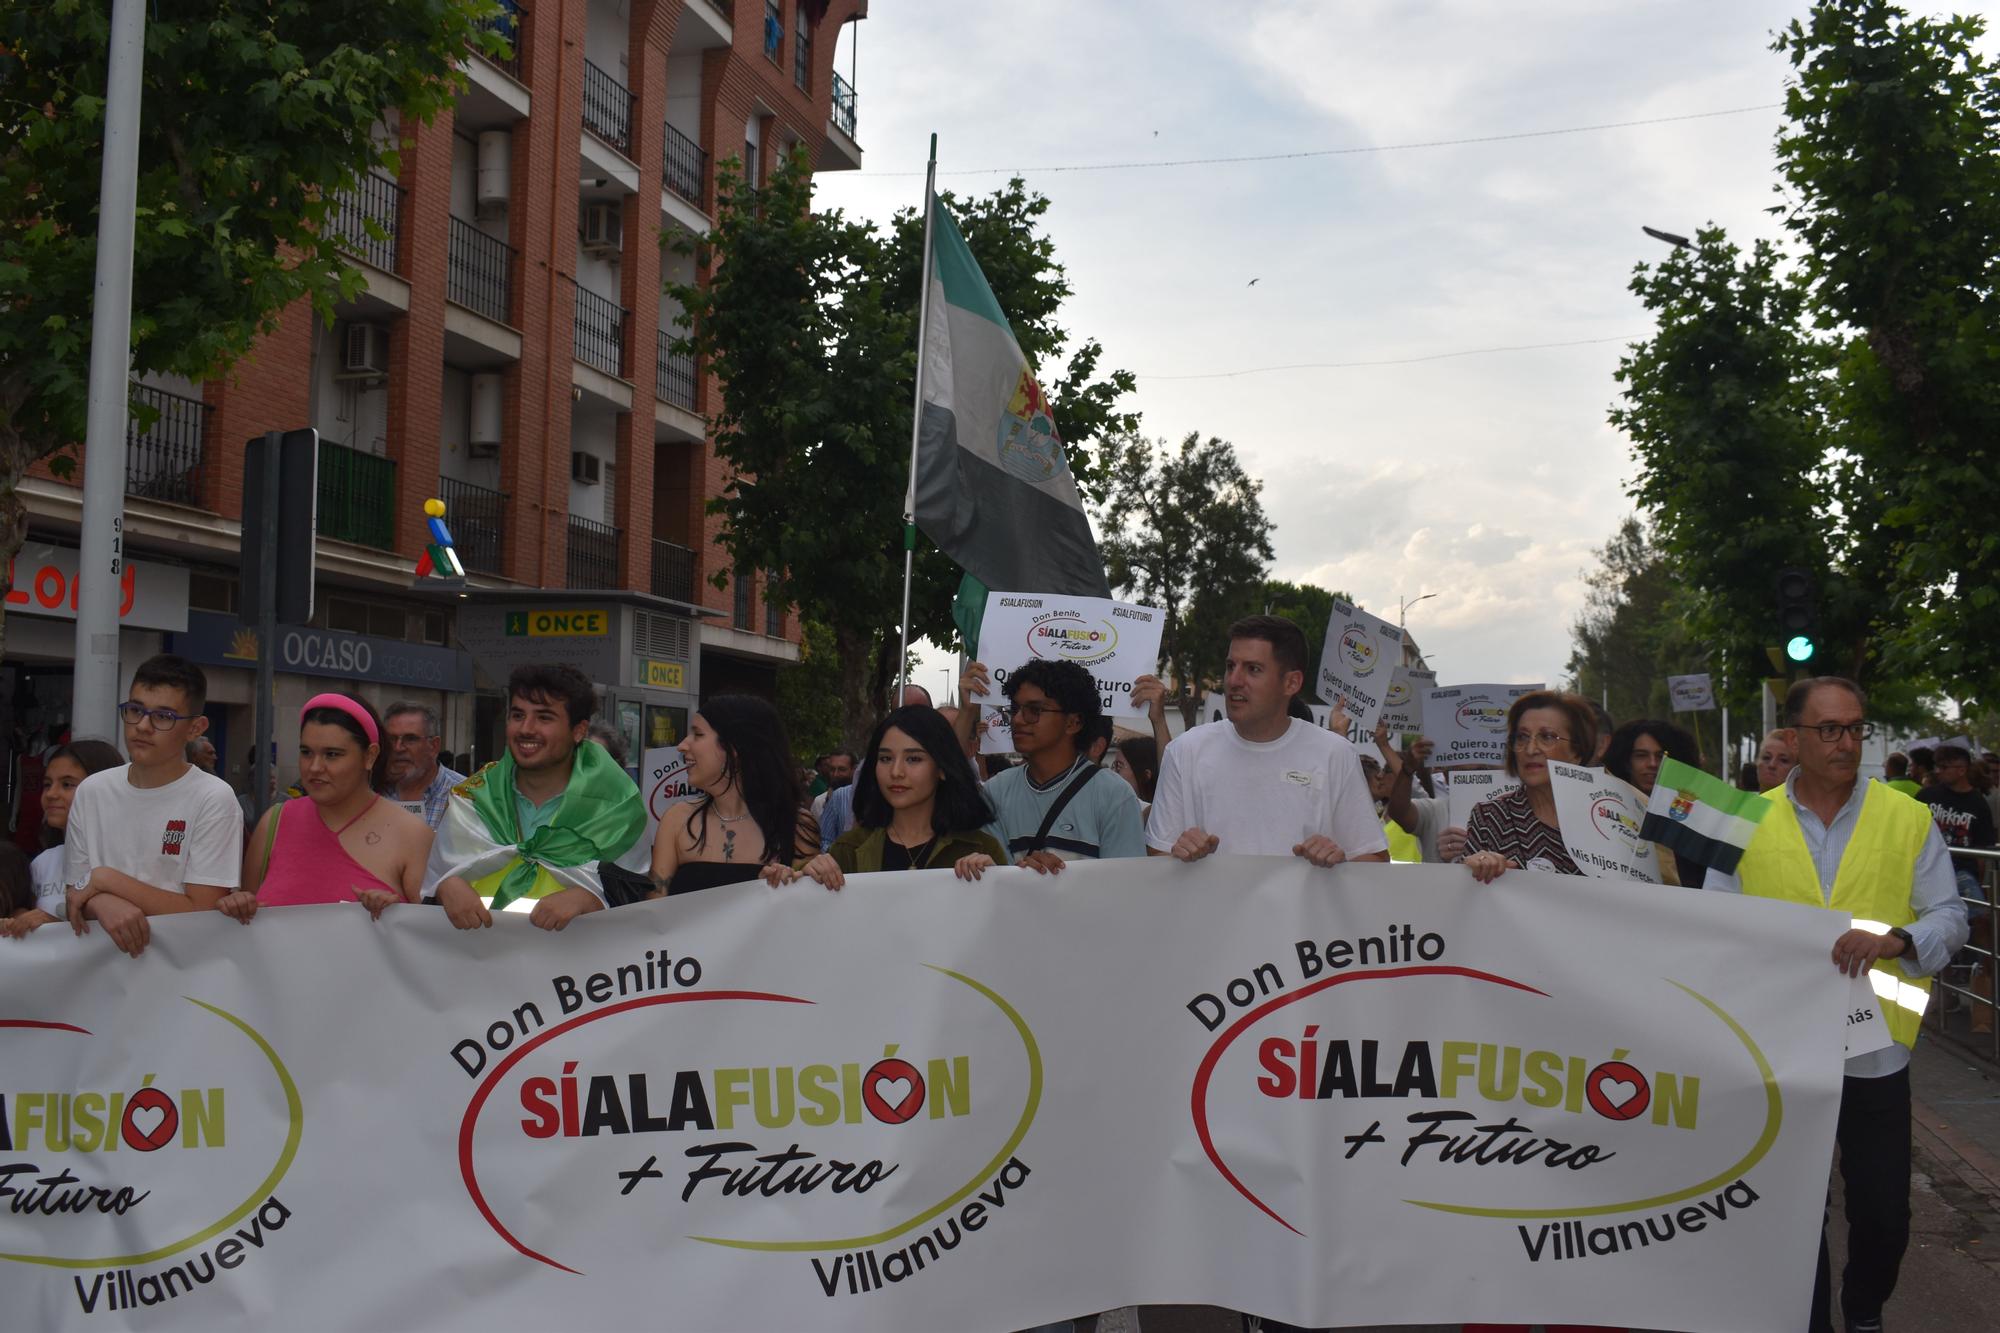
[1072,1038,2000,1332]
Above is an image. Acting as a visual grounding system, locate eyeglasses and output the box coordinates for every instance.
[1008,702,1067,724]
[118,702,195,729]
[1803,722,1875,743]
[1510,730,1570,751]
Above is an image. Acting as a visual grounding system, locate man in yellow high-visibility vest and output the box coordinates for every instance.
[1707,677,1967,1333]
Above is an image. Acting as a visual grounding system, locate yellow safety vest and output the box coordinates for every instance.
[1384,818,1422,864]
[1734,781,1936,1048]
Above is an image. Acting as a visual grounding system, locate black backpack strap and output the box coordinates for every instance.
[1026,763,1102,853]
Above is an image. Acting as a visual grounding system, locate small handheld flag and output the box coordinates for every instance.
[1639,757,1773,875]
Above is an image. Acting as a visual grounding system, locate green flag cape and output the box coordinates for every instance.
[432,740,646,909]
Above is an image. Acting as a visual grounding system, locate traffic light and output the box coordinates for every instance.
[1776,568,1817,665]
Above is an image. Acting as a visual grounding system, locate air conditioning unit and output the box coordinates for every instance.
[581,203,622,256]
[570,451,602,485]
[468,373,504,458]
[341,323,389,376]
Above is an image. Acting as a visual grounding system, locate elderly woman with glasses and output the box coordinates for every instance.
[1460,690,1599,883]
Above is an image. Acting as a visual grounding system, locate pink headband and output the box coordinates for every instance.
[300,693,379,747]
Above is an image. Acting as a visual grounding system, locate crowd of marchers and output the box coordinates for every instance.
[0,612,1978,1333]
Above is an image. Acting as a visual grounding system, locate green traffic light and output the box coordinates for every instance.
[1786,635,1816,663]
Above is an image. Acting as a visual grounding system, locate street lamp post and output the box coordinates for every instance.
[1398,592,1437,628]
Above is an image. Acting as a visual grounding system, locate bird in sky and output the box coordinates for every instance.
[1247,278,1260,286]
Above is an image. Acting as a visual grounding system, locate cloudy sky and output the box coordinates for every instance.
[816,0,1902,693]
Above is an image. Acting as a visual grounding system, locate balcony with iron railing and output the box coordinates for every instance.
[581,58,633,155]
[447,216,516,325]
[831,71,857,140]
[125,383,207,508]
[318,441,398,549]
[567,514,621,590]
[655,329,696,411]
[326,169,404,273]
[574,287,629,378]
[663,121,707,209]
[651,538,695,603]
[475,0,525,80]
[439,476,507,576]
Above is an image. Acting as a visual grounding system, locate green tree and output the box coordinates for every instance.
[1773,0,2000,700]
[1097,431,1276,727]
[667,151,1136,751]
[1564,517,1707,727]
[0,0,499,652]
[774,618,845,764]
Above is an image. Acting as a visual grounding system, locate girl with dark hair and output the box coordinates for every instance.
[219,693,430,918]
[650,695,804,896]
[1604,718,1706,887]
[1108,736,1159,811]
[766,706,1003,890]
[2,738,123,937]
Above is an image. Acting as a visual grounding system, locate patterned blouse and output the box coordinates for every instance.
[1461,783,1580,875]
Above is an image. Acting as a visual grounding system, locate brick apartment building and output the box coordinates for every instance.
[7,0,867,791]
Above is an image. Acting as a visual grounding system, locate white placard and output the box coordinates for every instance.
[1668,674,1716,713]
[1425,683,1545,768]
[1380,665,1436,736]
[1548,761,1664,883]
[973,592,1165,718]
[1315,597,1405,735]
[1446,769,1519,828]
[1844,972,1896,1057]
[641,744,698,843]
[0,859,1848,1332]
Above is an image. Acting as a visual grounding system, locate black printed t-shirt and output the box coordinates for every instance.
[1916,784,1997,850]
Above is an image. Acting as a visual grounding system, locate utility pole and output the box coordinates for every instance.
[71,0,147,738]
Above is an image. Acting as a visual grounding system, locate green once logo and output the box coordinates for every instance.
[0,999,303,1268]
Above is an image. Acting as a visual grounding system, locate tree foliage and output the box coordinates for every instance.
[1260,579,1349,702]
[1097,432,1275,726]
[1613,0,2000,714]
[1564,518,1709,727]
[668,151,1136,751]
[0,0,497,651]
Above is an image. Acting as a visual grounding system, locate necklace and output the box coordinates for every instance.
[716,811,750,823]
[892,831,936,866]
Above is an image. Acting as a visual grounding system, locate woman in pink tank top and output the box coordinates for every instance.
[219,694,432,919]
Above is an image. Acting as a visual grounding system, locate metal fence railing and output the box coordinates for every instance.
[655,328,696,411]
[662,120,707,208]
[566,514,621,590]
[318,441,397,549]
[476,0,524,79]
[1932,846,2000,1065]
[652,538,695,603]
[126,382,207,507]
[447,215,515,325]
[573,286,628,377]
[831,70,857,139]
[581,58,633,155]
[439,476,506,576]
[326,169,404,273]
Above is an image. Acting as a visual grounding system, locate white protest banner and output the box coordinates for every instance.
[1446,769,1519,828]
[1315,597,1404,735]
[1380,666,1436,737]
[974,592,1165,718]
[1547,761,1664,883]
[0,861,1847,1332]
[641,744,698,842]
[978,707,1016,755]
[1668,674,1716,713]
[1426,683,1544,768]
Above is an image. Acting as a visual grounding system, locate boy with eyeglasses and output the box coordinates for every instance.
[953,658,1145,874]
[63,655,243,957]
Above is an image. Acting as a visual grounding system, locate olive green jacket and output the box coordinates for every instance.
[826,826,1006,874]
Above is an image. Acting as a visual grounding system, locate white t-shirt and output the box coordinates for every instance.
[31,846,65,913]
[1145,718,1389,859]
[63,765,244,897]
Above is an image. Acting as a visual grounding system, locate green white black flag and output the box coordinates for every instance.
[1639,757,1773,875]
[913,202,1110,598]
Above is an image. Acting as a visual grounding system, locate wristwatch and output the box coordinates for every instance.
[1888,926,1915,954]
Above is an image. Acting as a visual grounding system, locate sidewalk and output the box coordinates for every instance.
[1859,1035,2000,1329]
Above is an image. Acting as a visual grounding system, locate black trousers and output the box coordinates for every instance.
[1810,1067,1911,1332]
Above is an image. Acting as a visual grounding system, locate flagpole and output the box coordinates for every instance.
[895,134,938,704]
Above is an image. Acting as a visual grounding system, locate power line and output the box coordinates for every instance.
[1138,335,1642,381]
[867,104,1783,178]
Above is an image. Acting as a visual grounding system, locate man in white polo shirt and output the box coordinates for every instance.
[1147,615,1387,867]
